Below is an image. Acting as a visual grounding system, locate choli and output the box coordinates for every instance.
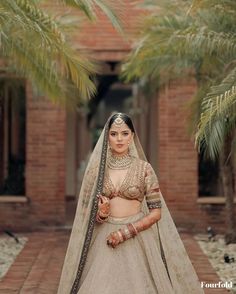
[102,157,162,210]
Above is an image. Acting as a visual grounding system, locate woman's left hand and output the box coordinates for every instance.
[106,231,123,248]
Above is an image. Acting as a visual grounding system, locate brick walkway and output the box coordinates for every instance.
[0,231,230,294]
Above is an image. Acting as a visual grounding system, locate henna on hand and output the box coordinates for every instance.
[98,195,110,216]
[106,224,138,248]
[96,195,110,223]
[106,209,161,247]
[106,231,121,248]
[133,208,161,233]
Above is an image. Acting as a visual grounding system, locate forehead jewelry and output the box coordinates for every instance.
[112,113,124,128]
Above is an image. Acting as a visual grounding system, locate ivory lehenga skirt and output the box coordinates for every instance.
[78,212,175,294]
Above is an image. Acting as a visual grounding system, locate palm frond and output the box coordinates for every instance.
[196,67,236,158]
[189,0,236,15]
[123,0,236,161]
[122,14,197,82]
[0,0,98,104]
[2,35,94,105]
[61,0,123,32]
[1,0,64,44]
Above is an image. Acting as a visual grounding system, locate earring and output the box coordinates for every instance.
[128,141,135,156]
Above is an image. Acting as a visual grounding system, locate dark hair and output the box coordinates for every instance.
[108,113,135,133]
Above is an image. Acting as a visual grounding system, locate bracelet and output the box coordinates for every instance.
[127,223,138,238]
[98,210,110,218]
[130,223,138,235]
[123,227,132,240]
[96,214,108,223]
[117,230,124,243]
[119,228,127,241]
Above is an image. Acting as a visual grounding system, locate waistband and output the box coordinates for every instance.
[106,211,144,225]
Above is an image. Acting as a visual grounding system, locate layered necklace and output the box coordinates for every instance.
[107,152,132,170]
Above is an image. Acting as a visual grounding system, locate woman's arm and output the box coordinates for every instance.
[106,208,161,248]
[106,162,162,248]
[133,208,161,232]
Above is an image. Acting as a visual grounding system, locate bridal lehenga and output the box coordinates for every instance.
[57,114,204,294]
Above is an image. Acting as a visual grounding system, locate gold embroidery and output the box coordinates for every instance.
[103,158,161,208]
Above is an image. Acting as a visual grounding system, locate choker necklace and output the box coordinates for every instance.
[107,153,132,170]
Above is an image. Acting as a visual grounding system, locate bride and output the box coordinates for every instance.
[57,112,204,294]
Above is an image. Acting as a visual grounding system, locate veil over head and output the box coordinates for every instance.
[57,113,203,294]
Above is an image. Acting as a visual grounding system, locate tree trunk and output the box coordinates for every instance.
[220,132,236,244]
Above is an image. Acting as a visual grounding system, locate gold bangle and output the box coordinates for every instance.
[117,230,124,243]
[124,227,132,239]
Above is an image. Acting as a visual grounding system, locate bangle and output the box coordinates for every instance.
[127,223,138,238]
[98,210,110,218]
[117,230,124,243]
[119,228,127,241]
[124,227,132,240]
[130,223,138,235]
[96,214,108,223]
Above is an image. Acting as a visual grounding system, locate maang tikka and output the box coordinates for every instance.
[111,113,125,128]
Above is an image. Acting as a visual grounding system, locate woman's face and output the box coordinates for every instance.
[108,122,134,156]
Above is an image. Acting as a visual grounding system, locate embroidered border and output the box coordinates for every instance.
[70,125,109,294]
[157,223,172,286]
[147,199,162,209]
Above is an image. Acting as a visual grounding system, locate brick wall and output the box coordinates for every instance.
[0,83,66,231]
[26,83,66,229]
[157,79,236,233]
[0,1,142,231]
[158,79,198,230]
[43,0,144,61]
[0,2,234,232]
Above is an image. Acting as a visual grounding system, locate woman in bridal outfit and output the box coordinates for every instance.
[57,112,204,294]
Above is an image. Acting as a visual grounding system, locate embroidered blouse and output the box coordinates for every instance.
[102,157,162,209]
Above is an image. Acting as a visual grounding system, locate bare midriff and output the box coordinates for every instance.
[109,197,141,218]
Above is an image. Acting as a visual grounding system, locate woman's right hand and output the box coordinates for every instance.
[98,195,110,216]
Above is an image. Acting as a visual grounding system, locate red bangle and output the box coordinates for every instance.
[127,223,138,238]
[119,228,127,241]
[96,214,108,223]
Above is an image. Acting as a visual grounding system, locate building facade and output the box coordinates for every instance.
[0,2,235,233]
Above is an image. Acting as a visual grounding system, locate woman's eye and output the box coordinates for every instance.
[110,133,116,136]
[123,132,129,136]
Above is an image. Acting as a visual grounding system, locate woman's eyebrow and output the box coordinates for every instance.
[110,129,130,133]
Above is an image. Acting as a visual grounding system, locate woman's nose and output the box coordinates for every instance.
[117,134,122,141]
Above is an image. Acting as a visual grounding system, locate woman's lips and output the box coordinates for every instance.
[116,144,124,148]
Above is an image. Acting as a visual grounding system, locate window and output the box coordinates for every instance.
[0,80,26,195]
[198,152,223,197]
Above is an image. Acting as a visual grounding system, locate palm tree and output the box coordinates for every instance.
[123,0,236,243]
[0,0,122,105]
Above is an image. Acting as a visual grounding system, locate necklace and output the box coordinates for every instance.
[107,153,132,170]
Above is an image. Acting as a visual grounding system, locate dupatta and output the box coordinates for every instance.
[57,113,204,294]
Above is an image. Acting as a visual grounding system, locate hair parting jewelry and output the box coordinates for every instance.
[111,113,125,128]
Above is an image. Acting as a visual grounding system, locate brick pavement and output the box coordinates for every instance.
[0,231,231,294]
